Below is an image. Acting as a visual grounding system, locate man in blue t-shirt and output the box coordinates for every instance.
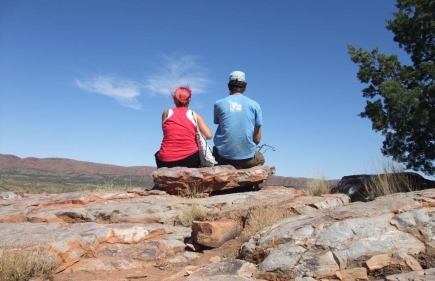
[213,70,265,169]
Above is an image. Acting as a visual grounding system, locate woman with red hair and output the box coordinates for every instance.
[155,86,212,168]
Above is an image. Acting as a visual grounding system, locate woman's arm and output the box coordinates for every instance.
[161,110,169,123]
[195,112,213,140]
[161,110,169,132]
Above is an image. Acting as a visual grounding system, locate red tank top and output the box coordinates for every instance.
[158,107,198,162]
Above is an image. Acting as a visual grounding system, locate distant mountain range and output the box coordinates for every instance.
[0,154,156,177]
[0,154,339,192]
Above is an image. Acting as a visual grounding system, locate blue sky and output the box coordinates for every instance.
[1,0,422,179]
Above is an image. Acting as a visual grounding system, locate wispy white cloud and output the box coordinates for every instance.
[144,55,210,95]
[76,75,142,110]
[75,55,210,109]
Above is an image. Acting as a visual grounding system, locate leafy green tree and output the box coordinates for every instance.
[348,0,435,175]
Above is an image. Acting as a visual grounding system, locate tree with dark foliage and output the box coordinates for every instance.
[348,0,435,175]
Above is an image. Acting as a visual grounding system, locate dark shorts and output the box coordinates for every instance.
[212,146,265,169]
[155,151,200,168]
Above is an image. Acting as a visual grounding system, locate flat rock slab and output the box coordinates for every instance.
[385,268,435,281]
[187,258,257,280]
[240,189,435,280]
[151,165,276,195]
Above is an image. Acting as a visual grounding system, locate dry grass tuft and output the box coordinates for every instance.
[305,175,330,196]
[178,201,208,227]
[367,158,415,199]
[242,205,289,238]
[180,182,207,198]
[0,246,59,281]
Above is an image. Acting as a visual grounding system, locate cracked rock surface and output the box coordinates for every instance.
[2,186,435,280]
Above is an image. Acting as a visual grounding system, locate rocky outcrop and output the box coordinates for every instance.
[151,165,275,195]
[0,186,345,276]
[240,188,435,280]
[186,258,258,280]
[2,184,435,280]
[331,172,435,202]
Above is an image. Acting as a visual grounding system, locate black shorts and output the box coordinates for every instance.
[155,150,200,168]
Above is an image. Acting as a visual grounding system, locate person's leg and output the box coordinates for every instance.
[252,150,265,165]
[213,146,265,169]
[176,151,200,168]
[234,151,265,169]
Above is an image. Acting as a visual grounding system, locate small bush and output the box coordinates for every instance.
[0,246,59,281]
[306,175,330,196]
[367,158,414,199]
[178,202,207,227]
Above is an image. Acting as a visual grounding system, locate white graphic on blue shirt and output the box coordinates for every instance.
[229,101,242,112]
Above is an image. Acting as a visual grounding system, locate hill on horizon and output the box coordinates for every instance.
[0,154,337,193]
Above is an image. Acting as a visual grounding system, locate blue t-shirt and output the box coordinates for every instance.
[213,94,263,160]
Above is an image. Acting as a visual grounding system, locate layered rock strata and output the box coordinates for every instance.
[151,165,275,195]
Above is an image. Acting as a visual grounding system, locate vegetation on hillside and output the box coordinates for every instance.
[0,172,154,194]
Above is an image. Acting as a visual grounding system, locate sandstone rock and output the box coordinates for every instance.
[0,186,320,273]
[151,165,275,195]
[187,277,259,281]
[5,184,435,280]
[192,218,242,248]
[240,190,435,280]
[208,256,221,263]
[365,252,422,272]
[336,267,368,280]
[68,236,191,272]
[163,265,199,281]
[385,268,435,281]
[365,254,396,271]
[187,258,257,279]
[0,191,21,200]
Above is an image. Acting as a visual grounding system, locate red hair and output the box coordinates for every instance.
[172,86,192,107]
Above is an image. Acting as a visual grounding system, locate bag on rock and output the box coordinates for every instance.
[192,112,215,167]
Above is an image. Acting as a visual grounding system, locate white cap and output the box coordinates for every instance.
[229,71,246,82]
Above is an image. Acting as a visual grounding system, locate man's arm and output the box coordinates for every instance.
[253,126,262,145]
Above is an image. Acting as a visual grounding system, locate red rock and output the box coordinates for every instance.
[192,218,242,248]
[151,165,275,195]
